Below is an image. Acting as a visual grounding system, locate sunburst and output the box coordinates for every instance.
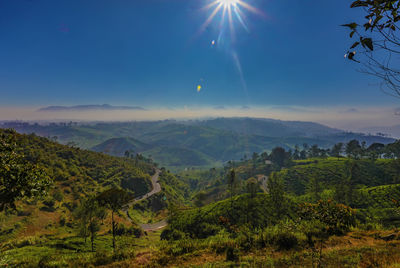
[199,0,264,40]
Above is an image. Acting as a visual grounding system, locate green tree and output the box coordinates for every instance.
[74,197,106,252]
[346,140,362,159]
[330,143,343,160]
[270,147,287,168]
[246,177,260,198]
[97,188,131,252]
[267,173,286,219]
[386,140,400,158]
[310,144,321,158]
[227,169,236,215]
[194,191,207,208]
[0,129,51,211]
[367,142,385,160]
[307,175,321,202]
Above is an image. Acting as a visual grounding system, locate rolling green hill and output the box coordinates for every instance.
[91,137,153,156]
[0,128,155,245]
[2,118,395,169]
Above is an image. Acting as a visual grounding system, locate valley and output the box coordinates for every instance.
[2,122,400,267]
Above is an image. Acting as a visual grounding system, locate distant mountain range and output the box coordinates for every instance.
[38,104,146,112]
[1,117,396,169]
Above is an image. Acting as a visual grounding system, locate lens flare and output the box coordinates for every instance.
[198,0,265,38]
[218,0,239,7]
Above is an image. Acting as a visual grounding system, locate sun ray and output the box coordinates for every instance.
[236,1,266,18]
[227,4,235,41]
[200,0,221,12]
[199,2,223,33]
[220,4,227,29]
[234,5,249,33]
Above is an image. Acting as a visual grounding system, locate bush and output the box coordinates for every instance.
[93,250,114,266]
[274,231,298,250]
[161,228,186,241]
[226,246,239,262]
[263,224,299,250]
[17,209,31,216]
[53,190,64,202]
[59,215,66,226]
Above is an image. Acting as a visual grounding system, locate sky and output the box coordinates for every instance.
[1,0,400,129]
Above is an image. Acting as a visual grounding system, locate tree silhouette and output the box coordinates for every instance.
[343,0,400,96]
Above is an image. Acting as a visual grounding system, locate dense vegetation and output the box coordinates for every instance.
[3,126,400,267]
[0,129,162,266]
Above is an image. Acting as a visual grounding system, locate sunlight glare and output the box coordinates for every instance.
[218,0,239,7]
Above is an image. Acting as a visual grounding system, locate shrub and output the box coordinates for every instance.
[161,228,186,241]
[93,250,114,266]
[226,246,239,262]
[274,231,298,250]
[17,209,31,216]
[298,200,356,235]
[59,215,66,226]
[263,224,300,250]
[53,190,64,202]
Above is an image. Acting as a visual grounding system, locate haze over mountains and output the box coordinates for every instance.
[2,117,394,169]
[360,125,400,138]
[38,104,146,112]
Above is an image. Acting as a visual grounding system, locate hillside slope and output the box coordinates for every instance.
[0,128,155,243]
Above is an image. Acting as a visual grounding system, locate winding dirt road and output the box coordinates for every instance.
[122,169,168,231]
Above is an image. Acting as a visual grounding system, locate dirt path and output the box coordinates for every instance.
[122,169,167,231]
[140,219,168,231]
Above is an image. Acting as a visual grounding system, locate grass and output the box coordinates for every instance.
[0,229,163,267]
[142,230,400,268]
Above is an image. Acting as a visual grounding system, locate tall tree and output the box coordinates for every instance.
[0,129,51,211]
[74,197,106,252]
[267,173,286,219]
[367,142,385,160]
[307,175,321,202]
[97,188,132,253]
[346,140,362,159]
[330,143,344,160]
[227,169,236,215]
[246,177,260,198]
[270,147,287,168]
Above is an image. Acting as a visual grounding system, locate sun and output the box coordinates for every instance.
[199,0,264,40]
[218,0,239,7]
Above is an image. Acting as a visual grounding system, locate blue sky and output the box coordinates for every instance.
[0,0,399,125]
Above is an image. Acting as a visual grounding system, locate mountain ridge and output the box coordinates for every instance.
[38,104,146,112]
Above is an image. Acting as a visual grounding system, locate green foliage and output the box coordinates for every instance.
[0,129,51,211]
[97,188,132,251]
[74,197,107,251]
[298,200,356,235]
[159,170,189,205]
[163,193,295,240]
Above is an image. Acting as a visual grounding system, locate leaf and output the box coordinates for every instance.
[350,1,369,8]
[350,42,360,49]
[361,38,374,51]
[342,23,358,30]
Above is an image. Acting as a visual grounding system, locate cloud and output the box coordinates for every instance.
[38,104,145,112]
[340,108,359,113]
[214,106,226,110]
